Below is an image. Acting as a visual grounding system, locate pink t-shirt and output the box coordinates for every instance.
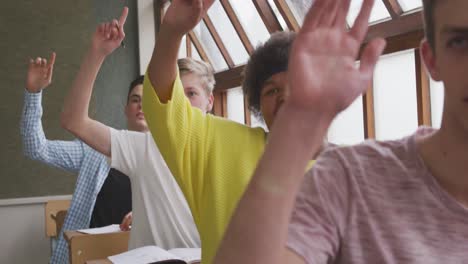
[287,127,468,264]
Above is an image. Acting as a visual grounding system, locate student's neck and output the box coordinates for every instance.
[127,124,149,133]
[419,119,468,206]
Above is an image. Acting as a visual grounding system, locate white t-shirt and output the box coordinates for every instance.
[109,128,200,250]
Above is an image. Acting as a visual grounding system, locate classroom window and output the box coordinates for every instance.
[284,0,312,25]
[430,79,444,129]
[398,0,423,12]
[178,35,187,59]
[267,0,289,30]
[226,87,245,124]
[250,112,268,131]
[191,42,202,61]
[192,21,229,72]
[327,96,365,145]
[207,1,249,66]
[347,0,391,26]
[285,0,391,27]
[228,0,271,47]
[373,49,418,140]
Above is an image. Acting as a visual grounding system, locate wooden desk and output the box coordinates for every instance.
[64,230,129,264]
[86,259,112,264]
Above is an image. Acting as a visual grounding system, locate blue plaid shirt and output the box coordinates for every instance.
[20,90,110,264]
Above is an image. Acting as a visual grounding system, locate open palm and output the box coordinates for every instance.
[163,0,214,35]
[288,0,386,116]
[91,7,129,56]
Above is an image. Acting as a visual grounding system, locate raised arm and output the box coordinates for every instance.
[147,0,213,102]
[214,0,386,263]
[21,52,87,173]
[60,7,128,157]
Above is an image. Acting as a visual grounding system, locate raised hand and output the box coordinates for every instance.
[91,7,128,56]
[288,0,386,117]
[26,52,56,93]
[163,0,214,35]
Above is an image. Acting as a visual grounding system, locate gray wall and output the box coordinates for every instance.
[0,196,71,263]
[0,0,140,199]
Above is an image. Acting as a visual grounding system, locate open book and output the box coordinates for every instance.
[77,224,121,235]
[108,246,201,264]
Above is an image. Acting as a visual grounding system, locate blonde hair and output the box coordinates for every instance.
[178,58,215,95]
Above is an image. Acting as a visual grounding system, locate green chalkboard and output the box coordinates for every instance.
[0,0,139,199]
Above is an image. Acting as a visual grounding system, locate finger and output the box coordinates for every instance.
[333,0,351,29]
[122,218,130,230]
[48,52,56,67]
[47,66,54,83]
[203,0,215,11]
[120,216,127,229]
[111,26,119,40]
[42,59,47,67]
[111,19,120,40]
[118,6,129,26]
[350,0,374,42]
[300,0,328,33]
[108,23,115,39]
[104,23,111,38]
[359,38,386,81]
[28,58,35,71]
[317,0,342,28]
[47,53,55,83]
[35,57,42,65]
[98,23,105,34]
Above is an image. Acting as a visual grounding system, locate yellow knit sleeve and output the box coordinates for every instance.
[142,71,209,215]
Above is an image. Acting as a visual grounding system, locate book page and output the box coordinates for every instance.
[168,248,201,264]
[108,245,184,264]
[77,224,121,234]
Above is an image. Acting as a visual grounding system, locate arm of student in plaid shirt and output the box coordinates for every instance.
[20,90,84,173]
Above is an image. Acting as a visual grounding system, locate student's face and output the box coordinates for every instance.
[181,73,214,113]
[422,0,468,131]
[260,71,288,129]
[125,84,149,132]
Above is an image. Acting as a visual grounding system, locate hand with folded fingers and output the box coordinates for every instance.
[163,0,214,36]
[120,211,132,231]
[91,7,128,57]
[26,52,56,93]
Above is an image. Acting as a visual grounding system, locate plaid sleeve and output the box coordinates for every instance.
[20,90,84,173]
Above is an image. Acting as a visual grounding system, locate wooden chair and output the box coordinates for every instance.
[45,199,71,238]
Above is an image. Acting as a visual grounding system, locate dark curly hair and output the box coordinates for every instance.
[242,31,296,119]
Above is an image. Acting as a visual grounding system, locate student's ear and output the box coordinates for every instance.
[124,103,130,117]
[207,93,214,113]
[421,39,442,81]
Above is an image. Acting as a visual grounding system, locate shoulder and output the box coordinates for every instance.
[308,132,424,193]
[308,136,413,177]
[206,114,266,140]
[79,140,108,161]
[110,128,147,142]
[322,136,413,167]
